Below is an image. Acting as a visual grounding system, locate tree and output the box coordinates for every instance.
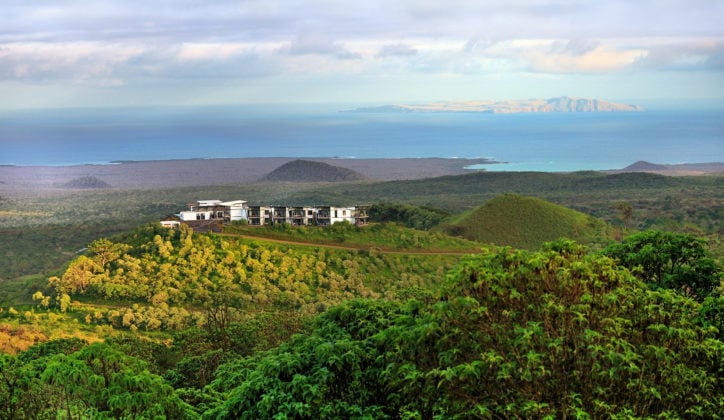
[41,343,196,419]
[205,300,402,419]
[614,201,634,228]
[88,238,128,267]
[604,230,721,300]
[205,242,724,418]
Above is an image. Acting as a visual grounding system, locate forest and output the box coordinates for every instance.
[0,170,722,418]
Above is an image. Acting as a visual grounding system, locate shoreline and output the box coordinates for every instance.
[1,157,721,196]
[0,157,494,193]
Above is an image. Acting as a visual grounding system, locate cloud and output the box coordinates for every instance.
[1,0,723,107]
[631,39,724,71]
[550,39,601,56]
[278,34,361,59]
[0,40,285,85]
[4,0,722,46]
[377,43,418,57]
[0,42,148,83]
[457,38,724,74]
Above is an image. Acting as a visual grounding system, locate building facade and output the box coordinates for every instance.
[170,200,369,229]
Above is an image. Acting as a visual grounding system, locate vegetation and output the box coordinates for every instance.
[224,221,478,252]
[205,242,723,418]
[34,223,463,333]
[3,234,720,418]
[1,171,720,280]
[59,176,112,189]
[0,168,721,417]
[604,231,721,301]
[441,194,617,249]
[369,202,450,230]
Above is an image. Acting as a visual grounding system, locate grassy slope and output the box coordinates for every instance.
[444,194,617,250]
[223,222,481,252]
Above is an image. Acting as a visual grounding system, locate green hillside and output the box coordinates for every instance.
[443,194,616,249]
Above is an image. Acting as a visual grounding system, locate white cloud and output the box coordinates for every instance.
[176,43,254,61]
[278,34,361,59]
[377,43,418,57]
[0,1,723,107]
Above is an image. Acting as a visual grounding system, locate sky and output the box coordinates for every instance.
[1,0,723,109]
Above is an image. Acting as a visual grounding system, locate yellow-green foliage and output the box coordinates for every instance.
[444,194,616,249]
[0,309,108,355]
[0,322,48,355]
[40,223,465,332]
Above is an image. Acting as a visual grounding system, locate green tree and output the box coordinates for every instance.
[0,339,88,419]
[205,300,402,419]
[204,242,724,418]
[41,343,196,419]
[604,230,721,300]
[614,201,634,228]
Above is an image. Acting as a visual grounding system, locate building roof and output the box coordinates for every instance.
[197,200,223,206]
[219,200,247,207]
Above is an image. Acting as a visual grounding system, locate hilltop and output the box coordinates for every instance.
[442,194,616,249]
[57,175,111,189]
[349,96,642,114]
[610,160,724,175]
[261,159,368,182]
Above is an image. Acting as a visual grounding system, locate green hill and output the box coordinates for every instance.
[443,194,616,249]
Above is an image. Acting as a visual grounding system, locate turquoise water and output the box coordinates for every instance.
[0,105,721,171]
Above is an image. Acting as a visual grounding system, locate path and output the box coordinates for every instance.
[214,231,478,256]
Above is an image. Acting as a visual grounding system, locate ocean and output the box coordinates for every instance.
[0,104,722,171]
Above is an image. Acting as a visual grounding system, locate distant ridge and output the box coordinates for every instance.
[619,161,670,172]
[442,194,615,249]
[349,96,642,114]
[59,175,112,189]
[610,161,724,175]
[261,160,368,182]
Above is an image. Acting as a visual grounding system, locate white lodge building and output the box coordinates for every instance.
[172,199,369,229]
[179,200,249,223]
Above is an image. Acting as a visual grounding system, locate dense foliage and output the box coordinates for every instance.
[604,230,721,300]
[37,223,461,332]
[369,203,450,230]
[205,242,723,418]
[2,232,722,418]
[0,339,195,419]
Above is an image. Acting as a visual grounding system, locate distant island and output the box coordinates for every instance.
[348,96,642,114]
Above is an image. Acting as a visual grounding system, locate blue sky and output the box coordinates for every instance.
[1,0,723,109]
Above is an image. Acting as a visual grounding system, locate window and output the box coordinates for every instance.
[343,210,347,216]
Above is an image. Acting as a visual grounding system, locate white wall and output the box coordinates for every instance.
[330,207,356,224]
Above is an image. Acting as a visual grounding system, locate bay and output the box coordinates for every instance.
[0,104,721,171]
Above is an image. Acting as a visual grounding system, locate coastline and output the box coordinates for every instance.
[1,157,721,196]
[0,157,495,193]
